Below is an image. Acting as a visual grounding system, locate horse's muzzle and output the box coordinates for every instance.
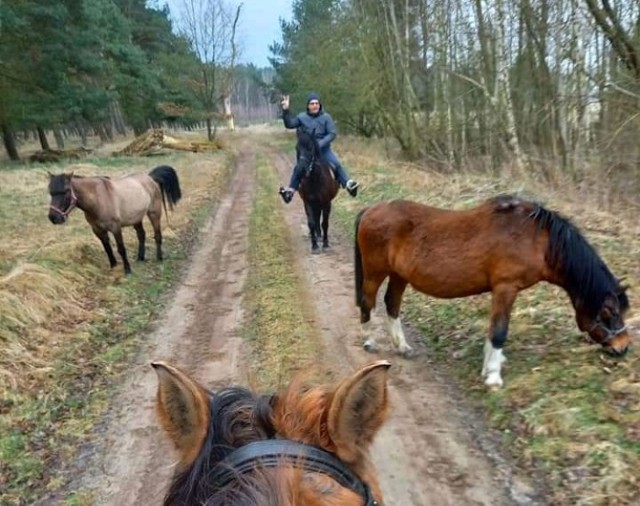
[603,344,629,357]
[48,212,66,225]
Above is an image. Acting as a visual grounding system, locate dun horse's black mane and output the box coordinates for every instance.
[493,195,628,318]
[164,387,277,506]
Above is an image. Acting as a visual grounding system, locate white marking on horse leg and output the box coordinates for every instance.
[482,339,506,388]
[386,316,413,355]
[362,320,378,352]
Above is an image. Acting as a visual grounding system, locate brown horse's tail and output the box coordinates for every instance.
[354,208,367,308]
[149,166,182,218]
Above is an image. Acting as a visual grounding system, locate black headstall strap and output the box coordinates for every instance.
[208,439,379,505]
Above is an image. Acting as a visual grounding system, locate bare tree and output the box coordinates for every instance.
[175,0,243,140]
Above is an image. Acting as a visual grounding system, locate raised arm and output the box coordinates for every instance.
[281,94,301,129]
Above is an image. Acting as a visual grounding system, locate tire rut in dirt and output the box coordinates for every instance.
[53,149,257,506]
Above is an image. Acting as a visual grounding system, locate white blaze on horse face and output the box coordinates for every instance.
[386,316,413,355]
[362,320,378,352]
[482,339,506,388]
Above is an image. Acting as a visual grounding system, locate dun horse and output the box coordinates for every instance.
[355,195,631,388]
[48,165,181,275]
[295,128,339,253]
[152,360,391,505]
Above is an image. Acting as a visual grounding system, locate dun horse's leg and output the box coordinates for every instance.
[149,213,163,261]
[92,227,117,268]
[482,285,518,388]
[113,229,132,275]
[134,222,146,261]
[361,275,386,352]
[384,274,413,356]
[321,203,331,249]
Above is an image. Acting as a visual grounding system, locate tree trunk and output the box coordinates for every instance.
[37,127,51,150]
[2,124,20,160]
[53,127,65,149]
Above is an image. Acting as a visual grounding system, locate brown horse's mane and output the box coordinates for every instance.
[163,386,277,505]
[491,195,629,318]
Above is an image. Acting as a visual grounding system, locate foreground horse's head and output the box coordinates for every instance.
[152,360,391,505]
[47,172,77,224]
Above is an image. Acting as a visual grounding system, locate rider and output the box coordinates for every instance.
[278,92,359,204]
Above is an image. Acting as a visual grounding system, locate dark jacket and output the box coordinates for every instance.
[282,92,336,151]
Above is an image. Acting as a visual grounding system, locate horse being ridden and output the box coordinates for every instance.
[354,195,631,388]
[48,165,181,275]
[152,360,391,505]
[291,128,340,253]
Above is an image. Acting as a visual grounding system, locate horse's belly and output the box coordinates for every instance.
[404,264,490,298]
[115,185,152,226]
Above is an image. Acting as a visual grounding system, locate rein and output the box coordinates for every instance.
[209,439,379,506]
[49,185,78,218]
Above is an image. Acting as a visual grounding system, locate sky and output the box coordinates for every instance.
[164,0,293,68]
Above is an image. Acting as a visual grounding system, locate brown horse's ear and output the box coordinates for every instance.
[151,361,210,469]
[327,361,391,464]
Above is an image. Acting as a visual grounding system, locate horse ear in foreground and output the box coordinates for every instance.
[295,127,339,253]
[152,360,391,505]
[354,195,631,388]
[47,165,181,275]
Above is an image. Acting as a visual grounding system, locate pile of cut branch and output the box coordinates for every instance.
[29,146,93,163]
[115,129,219,156]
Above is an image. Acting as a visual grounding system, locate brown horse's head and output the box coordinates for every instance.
[47,172,77,224]
[152,360,391,505]
[575,285,632,356]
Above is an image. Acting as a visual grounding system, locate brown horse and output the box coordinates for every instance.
[152,360,391,505]
[296,128,339,253]
[355,195,631,388]
[47,165,181,275]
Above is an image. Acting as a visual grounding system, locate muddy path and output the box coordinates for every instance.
[270,149,544,506]
[53,145,257,505]
[51,135,545,505]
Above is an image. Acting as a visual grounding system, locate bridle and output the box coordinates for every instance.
[209,439,379,505]
[589,318,628,345]
[49,184,78,219]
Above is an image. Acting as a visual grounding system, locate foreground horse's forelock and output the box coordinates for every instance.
[152,360,390,505]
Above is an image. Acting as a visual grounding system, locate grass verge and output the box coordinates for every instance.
[0,149,233,505]
[323,135,640,505]
[242,155,325,391]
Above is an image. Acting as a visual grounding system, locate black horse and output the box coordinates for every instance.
[295,128,339,253]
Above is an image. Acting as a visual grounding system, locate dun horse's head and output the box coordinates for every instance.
[152,360,391,505]
[47,172,77,224]
[576,283,631,357]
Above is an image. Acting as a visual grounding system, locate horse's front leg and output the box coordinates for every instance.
[482,285,518,388]
[92,226,117,269]
[321,203,331,249]
[304,202,319,253]
[113,228,132,275]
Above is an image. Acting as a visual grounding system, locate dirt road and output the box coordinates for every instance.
[56,137,544,505]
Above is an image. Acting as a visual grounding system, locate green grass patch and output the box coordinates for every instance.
[322,135,640,505]
[0,149,233,505]
[242,155,325,392]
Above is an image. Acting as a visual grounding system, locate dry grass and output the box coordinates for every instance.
[0,133,233,504]
[320,133,640,505]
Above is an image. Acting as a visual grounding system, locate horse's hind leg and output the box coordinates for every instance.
[361,274,386,352]
[134,222,146,261]
[482,285,518,388]
[384,274,413,357]
[113,228,132,275]
[148,212,163,261]
[321,203,331,249]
